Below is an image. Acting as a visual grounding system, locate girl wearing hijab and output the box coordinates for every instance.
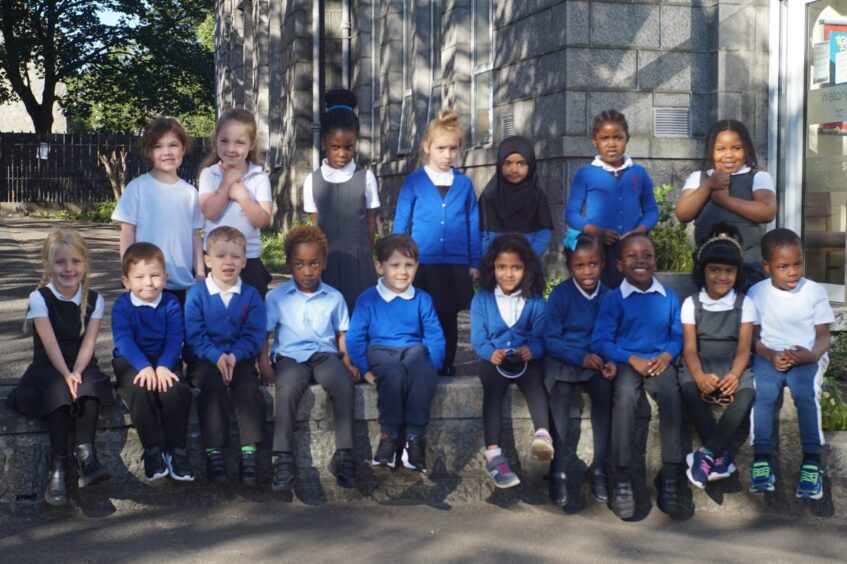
[480,136,554,259]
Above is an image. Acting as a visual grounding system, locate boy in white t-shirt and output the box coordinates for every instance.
[748,228,834,499]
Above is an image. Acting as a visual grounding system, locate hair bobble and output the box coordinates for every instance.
[563,228,581,251]
[327,104,354,112]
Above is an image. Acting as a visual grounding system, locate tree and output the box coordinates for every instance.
[0,0,128,133]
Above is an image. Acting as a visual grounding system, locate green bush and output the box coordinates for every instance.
[822,377,847,431]
[652,184,694,273]
[261,230,286,274]
[34,201,116,223]
[544,276,564,299]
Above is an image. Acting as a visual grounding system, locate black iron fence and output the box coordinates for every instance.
[0,133,212,203]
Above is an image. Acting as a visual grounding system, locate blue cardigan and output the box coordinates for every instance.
[565,163,658,235]
[545,278,609,366]
[184,281,267,364]
[482,228,552,259]
[392,167,482,268]
[470,289,546,362]
[346,286,446,373]
[112,292,183,371]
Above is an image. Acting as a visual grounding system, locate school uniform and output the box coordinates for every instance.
[199,163,274,296]
[565,156,658,288]
[265,279,355,453]
[184,276,267,449]
[748,278,834,456]
[471,288,549,446]
[304,159,380,312]
[346,280,446,436]
[111,291,193,450]
[543,278,612,473]
[591,278,684,474]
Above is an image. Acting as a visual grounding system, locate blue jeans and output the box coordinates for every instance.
[752,354,825,456]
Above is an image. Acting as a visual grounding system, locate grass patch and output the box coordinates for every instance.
[35,201,116,223]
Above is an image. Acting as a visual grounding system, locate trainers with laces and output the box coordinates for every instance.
[486,454,521,489]
[530,429,554,461]
[796,461,823,500]
[749,459,775,493]
[164,448,195,482]
[373,434,397,468]
[685,448,714,489]
[709,451,736,481]
[331,450,358,488]
[239,450,258,487]
[142,446,169,482]
[206,451,227,484]
[401,435,427,472]
[272,453,295,491]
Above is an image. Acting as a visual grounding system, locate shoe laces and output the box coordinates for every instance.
[799,464,820,485]
[712,452,728,468]
[751,461,771,480]
[698,452,714,475]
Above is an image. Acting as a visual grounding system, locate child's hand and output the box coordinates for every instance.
[133,366,158,391]
[707,171,731,192]
[629,355,652,376]
[259,356,275,386]
[490,349,507,366]
[515,346,533,362]
[601,361,617,381]
[785,346,815,366]
[582,353,605,372]
[228,181,249,204]
[363,371,377,385]
[772,351,793,372]
[695,373,720,394]
[221,165,243,191]
[216,353,236,383]
[343,354,361,383]
[63,371,82,400]
[718,372,740,395]
[155,366,180,392]
[646,352,672,377]
[469,268,479,282]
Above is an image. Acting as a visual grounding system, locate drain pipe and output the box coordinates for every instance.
[342,0,351,89]
[371,0,377,163]
[312,0,321,171]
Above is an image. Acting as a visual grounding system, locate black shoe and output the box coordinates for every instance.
[206,451,227,484]
[74,443,110,488]
[142,446,169,482]
[239,450,258,487]
[656,473,679,516]
[373,434,398,468]
[164,448,195,482]
[402,435,427,472]
[588,467,608,503]
[45,455,68,506]
[549,471,568,506]
[610,479,635,520]
[272,452,296,492]
[331,450,358,489]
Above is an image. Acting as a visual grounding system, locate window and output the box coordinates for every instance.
[398,0,414,153]
[471,0,493,143]
[427,0,443,121]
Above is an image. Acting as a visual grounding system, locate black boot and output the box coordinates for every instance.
[588,466,609,503]
[45,455,68,506]
[331,449,358,489]
[656,473,679,517]
[74,443,110,488]
[549,471,568,507]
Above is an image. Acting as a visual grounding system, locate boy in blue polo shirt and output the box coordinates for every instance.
[259,225,359,492]
[591,233,685,520]
[185,226,267,487]
[346,234,446,472]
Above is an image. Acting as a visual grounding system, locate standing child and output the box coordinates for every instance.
[7,231,114,505]
[565,110,658,288]
[112,117,205,304]
[184,227,267,486]
[304,89,380,312]
[479,135,554,258]
[259,225,359,492]
[675,120,776,287]
[112,243,194,482]
[471,234,553,489]
[748,228,834,499]
[544,234,615,507]
[346,235,446,472]
[591,233,685,519]
[392,109,481,376]
[198,109,273,296]
[679,225,755,489]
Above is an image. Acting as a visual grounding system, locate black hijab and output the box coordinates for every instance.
[479,135,554,233]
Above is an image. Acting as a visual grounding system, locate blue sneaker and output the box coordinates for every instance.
[749,459,775,493]
[709,451,736,481]
[685,448,713,489]
[486,455,520,489]
[796,461,823,500]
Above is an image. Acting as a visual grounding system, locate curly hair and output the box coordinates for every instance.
[761,227,801,263]
[320,89,360,139]
[284,225,329,264]
[479,234,545,298]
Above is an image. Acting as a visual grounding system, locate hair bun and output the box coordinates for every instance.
[324,89,358,111]
[437,109,460,126]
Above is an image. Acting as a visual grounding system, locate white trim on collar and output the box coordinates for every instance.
[574,280,600,300]
[591,155,634,173]
[620,278,666,298]
[698,288,736,308]
[205,273,242,296]
[130,292,163,308]
[376,277,416,302]
[46,282,83,305]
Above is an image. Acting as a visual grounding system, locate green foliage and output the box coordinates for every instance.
[544,277,564,299]
[822,378,847,431]
[827,334,847,381]
[34,201,116,223]
[261,231,286,275]
[651,184,694,273]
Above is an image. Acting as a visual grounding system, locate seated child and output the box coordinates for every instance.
[544,233,615,507]
[346,234,446,472]
[471,234,552,489]
[185,226,267,486]
[680,225,755,489]
[112,242,194,482]
[748,228,834,499]
[591,233,685,519]
[259,225,359,491]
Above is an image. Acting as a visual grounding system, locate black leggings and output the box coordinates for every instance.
[437,310,459,371]
[549,374,613,474]
[681,382,754,455]
[479,360,548,447]
[45,397,101,457]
